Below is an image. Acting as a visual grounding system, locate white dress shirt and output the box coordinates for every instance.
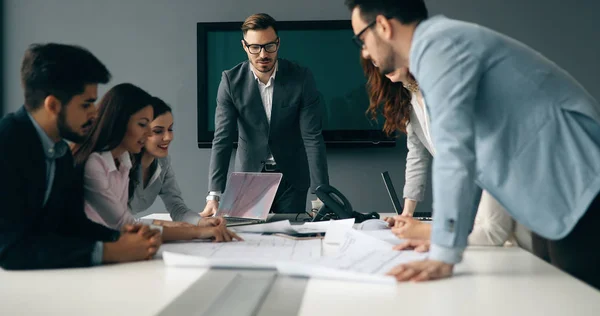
[84,151,153,230]
[251,61,278,163]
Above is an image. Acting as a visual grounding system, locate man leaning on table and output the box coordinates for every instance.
[201,13,329,216]
[0,43,161,269]
[346,0,600,289]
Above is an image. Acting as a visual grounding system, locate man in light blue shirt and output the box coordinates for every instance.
[346,0,600,288]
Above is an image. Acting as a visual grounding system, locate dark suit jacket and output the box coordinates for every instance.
[209,59,329,193]
[0,107,120,270]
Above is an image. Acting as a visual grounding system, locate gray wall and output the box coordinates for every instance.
[3,0,599,216]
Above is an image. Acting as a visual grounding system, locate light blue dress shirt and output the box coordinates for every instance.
[409,16,600,264]
[27,113,104,265]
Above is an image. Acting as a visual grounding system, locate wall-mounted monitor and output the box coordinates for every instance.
[197,20,396,148]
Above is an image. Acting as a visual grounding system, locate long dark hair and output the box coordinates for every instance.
[128,96,173,199]
[360,57,412,135]
[73,83,153,166]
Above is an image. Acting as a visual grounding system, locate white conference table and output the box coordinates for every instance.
[1,213,599,316]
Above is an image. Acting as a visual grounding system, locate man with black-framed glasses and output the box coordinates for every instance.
[202,13,329,217]
[346,0,600,290]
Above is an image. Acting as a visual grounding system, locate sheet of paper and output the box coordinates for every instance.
[291,219,354,234]
[322,218,357,244]
[160,234,322,269]
[277,229,428,283]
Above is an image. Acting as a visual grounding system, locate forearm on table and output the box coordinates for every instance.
[161,226,200,241]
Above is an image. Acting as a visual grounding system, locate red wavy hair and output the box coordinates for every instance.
[361,57,412,135]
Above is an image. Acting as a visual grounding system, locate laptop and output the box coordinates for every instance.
[216,172,283,227]
[381,171,432,220]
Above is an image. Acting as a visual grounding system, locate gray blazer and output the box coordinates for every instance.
[129,156,201,225]
[403,108,433,202]
[411,15,600,263]
[209,59,329,193]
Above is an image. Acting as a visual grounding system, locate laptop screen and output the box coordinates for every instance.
[217,172,283,219]
[381,171,403,215]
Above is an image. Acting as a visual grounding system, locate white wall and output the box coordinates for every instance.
[3,0,599,215]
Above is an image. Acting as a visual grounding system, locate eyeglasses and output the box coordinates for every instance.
[352,20,377,48]
[243,38,280,54]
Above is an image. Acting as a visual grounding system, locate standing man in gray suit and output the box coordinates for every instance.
[201,13,329,216]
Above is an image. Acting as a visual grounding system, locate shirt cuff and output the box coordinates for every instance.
[428,244,465,264]
[138,218,164,234]
[139,218,155,225]
[208,191,222,197]
[149,224,164,234]
[91,241,104,265]
[182,212,203,225]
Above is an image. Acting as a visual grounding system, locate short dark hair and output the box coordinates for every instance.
[20,43,111,111]
[345,0,428,24]
[241,13,278,35]
[73,83,152,166]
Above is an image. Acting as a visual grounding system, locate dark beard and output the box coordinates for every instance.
[253,58,275,73]
[57,109,88,144]
[374,34,398,77]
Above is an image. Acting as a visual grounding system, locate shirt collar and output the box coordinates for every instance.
[134,158,162,189]
[99,150,132,173]
[27,112,68,160]
[251,60,278,86]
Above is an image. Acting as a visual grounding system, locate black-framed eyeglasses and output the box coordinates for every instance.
[243,38,280,54]
[352,20,377,48]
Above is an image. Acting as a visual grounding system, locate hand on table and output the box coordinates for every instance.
[200,200,218,217]
[197,225,243,242]
[390,216,431,240]
[387,259,454,282]
[393,239,431,252]
[198,217,226,228]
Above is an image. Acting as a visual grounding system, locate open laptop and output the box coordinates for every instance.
[381,171,432,220]
[216,172,283,227]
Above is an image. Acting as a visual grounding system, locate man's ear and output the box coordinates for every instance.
[241,40,248,53]
[43,95,62,116]
[376,15,394,40]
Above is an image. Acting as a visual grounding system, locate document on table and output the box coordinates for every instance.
[230,218,355,234]
[277,229,428,284]
[161,233,322,269]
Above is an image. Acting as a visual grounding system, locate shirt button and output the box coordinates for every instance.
[48,148,54,154]
[445,219,455,232]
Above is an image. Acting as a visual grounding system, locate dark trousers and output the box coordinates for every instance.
[262,166,308,214]
[532,192,600,290]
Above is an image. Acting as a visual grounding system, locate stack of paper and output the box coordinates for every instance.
[277,229,427,284]
[161,219,427,284]
[161,233,322,269]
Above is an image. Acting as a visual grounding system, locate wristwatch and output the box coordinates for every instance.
[206,194,220,202]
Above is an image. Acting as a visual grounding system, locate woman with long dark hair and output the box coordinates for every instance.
[361,58,531,251]
[128,97,203,226]
[74,83,241,242]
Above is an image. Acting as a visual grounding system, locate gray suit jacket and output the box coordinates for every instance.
[411,15,600,263]
[129,156,201,225]
[208,59,329,193]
